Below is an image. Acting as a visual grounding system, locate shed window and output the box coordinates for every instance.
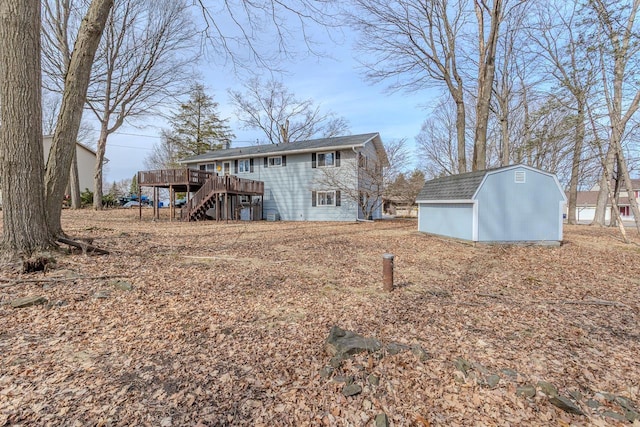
[514,171,526,183]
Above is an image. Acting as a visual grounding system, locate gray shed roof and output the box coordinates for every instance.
[416,169,489,201]
[415,165,556,202]
[180,133,388,165]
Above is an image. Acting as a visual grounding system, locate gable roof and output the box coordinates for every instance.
[416,164,563,202]
[179,133,388,166]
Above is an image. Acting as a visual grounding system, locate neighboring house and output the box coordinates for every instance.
[416,165,566,243]
[179,133,389,221]
[42,135,98,194]
[568,179,640,222]
[0,136,97,206]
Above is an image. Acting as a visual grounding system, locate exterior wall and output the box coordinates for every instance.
[418,203,474,240]
[567,206,613,222]
[475,167,564,242]
[199,149,363,221]
[42,136,96,193]
[357,141,384,220]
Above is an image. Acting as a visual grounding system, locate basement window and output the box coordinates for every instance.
[514,171,526,183]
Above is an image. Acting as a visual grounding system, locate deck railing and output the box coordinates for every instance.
[138,169,213,186]
[181,175,264,221]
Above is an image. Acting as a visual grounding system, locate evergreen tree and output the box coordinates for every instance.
[169,83,235,158]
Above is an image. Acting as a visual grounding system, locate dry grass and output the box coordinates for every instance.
[1,209,639,426]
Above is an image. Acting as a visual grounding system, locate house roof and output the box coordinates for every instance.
[416,164,563,202]
[572,191,632,207]
[179,133,388,166]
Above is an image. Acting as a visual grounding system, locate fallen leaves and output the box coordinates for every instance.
[0,210,639,425]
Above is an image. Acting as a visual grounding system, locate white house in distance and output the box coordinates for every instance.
[0,136,97,206]
[42,135,98,194]
[569,179,640,222]
[416,164,567,243]
[178,133,389,221]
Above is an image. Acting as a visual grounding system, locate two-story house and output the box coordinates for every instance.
[178,133,388,221]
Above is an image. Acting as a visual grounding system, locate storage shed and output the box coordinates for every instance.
[416,165,567,243]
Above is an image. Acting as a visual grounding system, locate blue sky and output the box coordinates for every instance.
[101,15,436,183]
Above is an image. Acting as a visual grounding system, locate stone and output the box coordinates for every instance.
[362,399,373,411]
[585,399,600,409]
[332,376,353,385]
[516,384,536,398]
[602,411,625,421]
[501,368,518,378]
[11,296,47,308]
[625,409,639,422]
[324,326,381,363]
[342,383,362,397]
[615,395,637,412]
[110,280,133,291]
[386,342,409,355]
[367,374,380,386]
[537,381,558,398]
[486,374,500,388]
[319,366,333,379]
[375,413,389,427]
[549,395,584,415]
[411,345,431,361]
[93,290,111,299]
[453,357,472,376]
[569,390,583,402]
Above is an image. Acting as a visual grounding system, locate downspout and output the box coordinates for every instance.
[352,147,359,221]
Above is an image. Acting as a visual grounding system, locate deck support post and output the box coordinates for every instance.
[169,185,174,221]
[138,172,142,220]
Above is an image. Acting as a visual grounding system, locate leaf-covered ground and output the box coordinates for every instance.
[1,209,639,426]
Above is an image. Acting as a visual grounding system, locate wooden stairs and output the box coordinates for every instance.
[180,175,264,222]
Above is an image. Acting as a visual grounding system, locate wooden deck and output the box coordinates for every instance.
[137,169,264,222]
[138,169,213,192]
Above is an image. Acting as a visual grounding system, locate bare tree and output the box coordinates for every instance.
[43,0,113,236]
[587,0,640,232]
[526,0,596,224]
[2,0,339,254]
[229,78,350,144]
[350,0,469,173]
[314,139,407,220]
[417,98,466,178]
[42,0,198,210]
[0,0,56,258]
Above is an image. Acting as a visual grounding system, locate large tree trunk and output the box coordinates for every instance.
[0,0,57,257]
[566,103,585,224]
[44,0,113,236]
[69,150,82,209]
[593,143,615,226]
[454,95,467,173]
[93,124,109,210]
[472,0,503,171]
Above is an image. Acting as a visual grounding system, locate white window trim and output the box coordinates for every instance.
[268,156,282,167]
[317,151,335,167]
[317,190,336,207]
[238,158,250,173]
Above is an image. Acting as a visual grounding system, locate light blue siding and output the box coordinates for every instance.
[205,147,371,221]
[475,168,563,242]
[418,203,474,240]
